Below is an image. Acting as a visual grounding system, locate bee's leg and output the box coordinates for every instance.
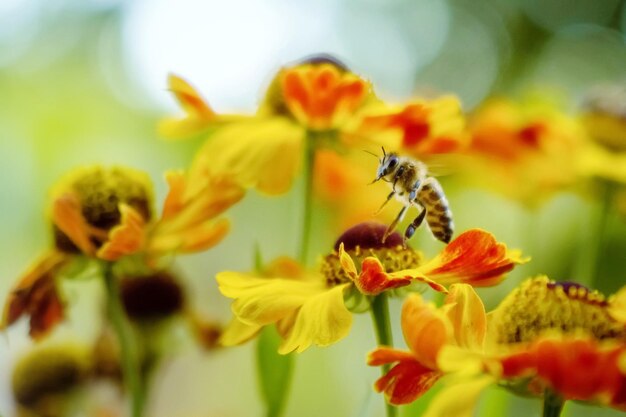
[382,205,408,243]
[404,207,426,242]
[374,190,395,215]
[408,180,421,202]
[392,165,405,192]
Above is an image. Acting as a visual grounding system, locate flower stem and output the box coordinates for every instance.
[298,134,317,265]
[103,263,144,417]
[370,293,397,417]
[574,180,614,289]
[542,390,564,417]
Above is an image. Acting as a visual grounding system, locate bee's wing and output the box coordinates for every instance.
[421,154,469,177]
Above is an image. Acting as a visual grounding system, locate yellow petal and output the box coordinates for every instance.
[338,243,358,281]
[216,272,324,326]
[189,117,304,195]
[422,375,494,417]
[443,284,487,350]
[278,283,352,354]
[219,317,262,346]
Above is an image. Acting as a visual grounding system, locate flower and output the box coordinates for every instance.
[463,95,589,206]
[368,284,486,405]
[351,95,468,159]
[12,341,91,408]
[161,55,469,200]
[404,277,626,416]
[161,55,374,196]
[217,222,524,354]
[2,165,243,339]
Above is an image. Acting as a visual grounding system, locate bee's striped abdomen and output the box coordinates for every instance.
[417,178,454,243]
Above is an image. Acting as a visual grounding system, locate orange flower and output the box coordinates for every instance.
[340,228,527,294]
[354,96,468,159]
[368,284,487,405]
[2,165,243,339]
[420,277,626,416]
[463,95,588,205]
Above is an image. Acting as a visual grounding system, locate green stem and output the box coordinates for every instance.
[103,264,144,417]
[370,293,397,417]
[298,134,316,265]
[542,390,565,417]
[574,181,614,288]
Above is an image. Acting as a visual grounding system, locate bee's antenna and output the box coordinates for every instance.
[381,146,386,158]
[363,149,378,158]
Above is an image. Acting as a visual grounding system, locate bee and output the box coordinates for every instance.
[371,148,454,244]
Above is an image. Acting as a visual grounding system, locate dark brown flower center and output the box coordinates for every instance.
[321,222,421,287]
[120,272,184,321]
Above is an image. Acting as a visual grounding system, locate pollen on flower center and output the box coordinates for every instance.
[491,276,626,344]
[52,166,153,252]
[321,222,422,287]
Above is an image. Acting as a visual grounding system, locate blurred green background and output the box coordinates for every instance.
[1,0,625,416]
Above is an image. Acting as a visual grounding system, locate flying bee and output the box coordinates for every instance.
[370,148,454,244]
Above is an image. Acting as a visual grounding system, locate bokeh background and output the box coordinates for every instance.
[1,0,625,416]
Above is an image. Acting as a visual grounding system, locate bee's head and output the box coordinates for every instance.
[373,148,400,182]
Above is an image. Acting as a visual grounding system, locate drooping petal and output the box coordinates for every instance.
[401,294,451,370]
[422,375,494,417]
[189,117,304,195]
[374,360,441,405]
[443,284,487,350]
[97,204,146,261]
[51,193,97,255]
[368,346,419,366]
[392,229,527,289]
[158,74,218,139]
[278,283,352,354]
[149,173,244,256]
[219,317,263,346]
[2,252,70,339]
[216,272,325,326]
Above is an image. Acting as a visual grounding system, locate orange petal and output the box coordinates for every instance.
[158,74,218,139]
[416,229,527,287]
[52,193,96,255]
[374,360,441,405]
[401,294,450,370]
[2,252,69,339]
[97,204,146,261]
[353,257,413,295]
[368,346,416,366]
[160,170,186,221]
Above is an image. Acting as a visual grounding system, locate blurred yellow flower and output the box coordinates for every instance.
[161,55,469,201]
[464,95,589,206]
[217,222,524,354]
[2,165,243,339]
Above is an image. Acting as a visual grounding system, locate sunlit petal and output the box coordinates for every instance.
[422,375,494,417]
[278,283,352,354]
[219,317,263,346]
[443,284,487,350]
[189,118,304,195]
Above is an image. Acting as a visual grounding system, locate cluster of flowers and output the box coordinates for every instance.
[4,56,626,417]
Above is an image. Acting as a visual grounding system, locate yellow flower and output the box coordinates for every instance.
[410,277,626,416]
[160,56,374,195]
[2,165,243,339]
[217,222,524,354]
[161,55,469,200]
